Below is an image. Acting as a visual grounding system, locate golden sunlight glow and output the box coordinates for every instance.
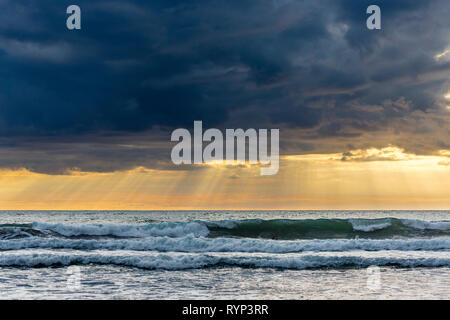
[435,49,450,60]
[438,150,450,156]
[1,147,450,210]
[445,92,450,100]
[202,160,250,167]
[342,146,415,161]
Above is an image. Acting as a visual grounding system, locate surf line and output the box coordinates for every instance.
[171,121,279,175]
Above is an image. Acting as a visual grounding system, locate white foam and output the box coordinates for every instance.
[205,220,239,229]
[0,227,34,240]
[0,252,448,270]
[349,219,392,232]
[31,221,209,238]
[401,219,450,231]
[1,237,449,253]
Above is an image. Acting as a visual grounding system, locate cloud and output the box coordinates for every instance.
[438,160,450,166]
[0,0,450,173]
[0,38,73,63]
[340,146,415,162]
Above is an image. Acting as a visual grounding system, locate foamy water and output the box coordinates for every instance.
[0,210,449,299]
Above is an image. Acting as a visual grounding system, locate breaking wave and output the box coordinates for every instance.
[205,218,450,239]
[0,236,449,253]
[0,252,448,270]
[0,217,449,271]
[0,218,448,240]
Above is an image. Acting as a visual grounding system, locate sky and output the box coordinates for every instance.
[1,0,450,210]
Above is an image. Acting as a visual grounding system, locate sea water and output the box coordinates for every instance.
[0,210,448,299]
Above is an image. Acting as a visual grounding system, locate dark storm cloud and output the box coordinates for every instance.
[0,0,450,173]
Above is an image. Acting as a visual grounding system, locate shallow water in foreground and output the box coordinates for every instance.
[0,265,448,300]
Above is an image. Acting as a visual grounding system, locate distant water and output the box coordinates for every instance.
[0,210,449,299]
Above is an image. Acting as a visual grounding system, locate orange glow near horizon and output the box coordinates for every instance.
[1,146,450,210]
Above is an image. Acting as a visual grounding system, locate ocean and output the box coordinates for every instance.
[0,210,449,300]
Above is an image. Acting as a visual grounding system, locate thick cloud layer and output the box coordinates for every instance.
[0,0,450,173]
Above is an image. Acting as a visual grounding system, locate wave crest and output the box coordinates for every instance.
[0,218,448,241]
[0,237,449,253]
[0,253,448,270]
